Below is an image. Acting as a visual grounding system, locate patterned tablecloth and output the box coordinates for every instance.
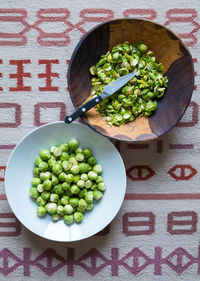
[0,0,200,280]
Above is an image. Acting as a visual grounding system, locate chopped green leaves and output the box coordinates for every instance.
[89,41,168,126]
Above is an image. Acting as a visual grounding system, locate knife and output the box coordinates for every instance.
[65,71,138,124]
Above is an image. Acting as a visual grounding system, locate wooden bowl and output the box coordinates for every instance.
[67,18,194,142]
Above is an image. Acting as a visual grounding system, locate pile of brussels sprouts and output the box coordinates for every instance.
[90,41,168,126]
[29,139,105,225]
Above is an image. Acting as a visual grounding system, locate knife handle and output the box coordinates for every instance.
[65,96,103,124]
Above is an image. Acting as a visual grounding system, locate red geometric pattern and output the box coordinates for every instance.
[0,213,21,237]
[34,102,66,126]
[0,166,6,181]
[0,210,199,237]
[167,211,197,234]
[126,166,155,181]
[167,165,197,180]
[0,103,21,128]
[165,9,200,46]
[9,60,31,91]
[123,212,155,236]
[0,8,199,47]
[0,247,200,276]
[38,59,59,91]
[0,60,197,96]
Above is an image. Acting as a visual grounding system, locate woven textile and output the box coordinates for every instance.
[0,0,200,280]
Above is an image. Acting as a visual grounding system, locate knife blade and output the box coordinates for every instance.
[65,71,138,124]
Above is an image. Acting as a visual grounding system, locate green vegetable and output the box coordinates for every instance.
[40,171,51,181]
[64,214,74,225]
[29,187,39,199]
[38,162,48,172]
[30,140,105,225]
[96,175,103,183]
[36,196,46,206]
[98,182,106,192]
[79,163,88,173]
[62,182,70,191]
[61,196,69,205]
[52,163,62,175]
[78,188,87,198]
[138,43,148,53]
[75,147,82,153]
[33,167,40,177]
[58,172,67,182]
[37,206,46,217]
[40,149,51,161]
[87,156,96,166]
[35,157,42,167]
[57,205,65,215]
[66,174,74,183]
[51,213,60,221]
[60,152,69,161]
[71,185,80,194]
[88,171,98,181]
[51,174,59,186]
[89,41,168,126]
[43,179,52,191]
[86,203,94,211]
[41,191,50,201]
[77,199,87,212]
[77,180,85,188]
[73,175,80,184]
[60,143,69,152]
[31,177,41,187]
[80,174,88,181]
[93,164,102,174]
[48,158,56,169]
[91,183,97,191]
[74,212,83,223]
[53,147,62,157]
[53,184,63,195]
[85,180,92,189]
[68,139,79,150]
[37,184,44,193]
[64,204,74,215]
[70,165,80,175]
[83,148,92,158]
[46,202,57,214]
[69,197,79,207]
[76,153,84,162]
[85,191,93,203]
[50,193,59,203]
[69,157,78,166]
[93,189,103,200]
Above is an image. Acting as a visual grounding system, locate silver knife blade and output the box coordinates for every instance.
[100,71,138,100]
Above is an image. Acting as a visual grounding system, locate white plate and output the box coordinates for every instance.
[5,122,126,242]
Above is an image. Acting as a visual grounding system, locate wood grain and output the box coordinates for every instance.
[68,18,194,142]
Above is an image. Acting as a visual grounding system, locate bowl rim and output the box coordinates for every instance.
[5,121,127,242]
[67,17,194,143]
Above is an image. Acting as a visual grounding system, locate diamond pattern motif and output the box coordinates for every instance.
[0,247,199,276]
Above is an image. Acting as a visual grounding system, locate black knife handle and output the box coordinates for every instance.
[65,96,103,124]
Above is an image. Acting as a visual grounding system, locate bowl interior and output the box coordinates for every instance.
[68,18,194,142]
[5,122,126,242]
